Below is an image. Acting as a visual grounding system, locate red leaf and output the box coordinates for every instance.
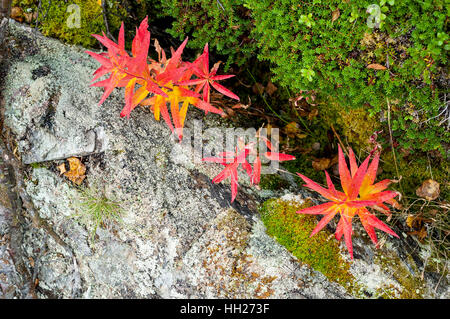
[264,152,296,161]
[251,156,261,185]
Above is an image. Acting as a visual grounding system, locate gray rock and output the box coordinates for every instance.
[2,21,106,164]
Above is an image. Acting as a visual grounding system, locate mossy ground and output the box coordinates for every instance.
[12,0,125,47]
[259,174,290,191]
[259,198,355,289]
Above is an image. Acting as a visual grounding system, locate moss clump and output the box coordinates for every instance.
[335,106,382,151]
[153,0,255,69]
[380,150,449,202]
[259,198,354,287]
[259,174,290,191]
[247,0,448,154]
[12,0,125,47]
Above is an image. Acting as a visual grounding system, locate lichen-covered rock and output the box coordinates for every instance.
[0,138,34,299]
[2,22,107,164]
[0,20,447,299]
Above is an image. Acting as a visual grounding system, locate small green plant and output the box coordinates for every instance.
[73,186,123,243]
[300,68,315,82]
[298,13,315,28]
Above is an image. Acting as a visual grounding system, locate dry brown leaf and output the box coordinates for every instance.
[284,122,300,137]
[232,103,250,109]
[367,63,387,70]
[154,39,165,63]
[24,12,37,24]
[11,7,24,22]
[252,82,265,95]
[408,227,427,241]
[406,214,417,228]
[63,157,86,185]
[331,8,340,22]
[307,108,319,121]
[28,257,35,268]
[390,198,403,210]
[416,179,440,201]
[265,81,278,96]
[329,154,339,167]
[223,107,236,118]
[312,158,331,171]
[57,163,67,175]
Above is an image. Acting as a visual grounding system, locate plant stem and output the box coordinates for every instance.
[386,97,403,194]
[246,69,290,125]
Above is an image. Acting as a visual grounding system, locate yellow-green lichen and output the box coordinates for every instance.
[259,198,355,288]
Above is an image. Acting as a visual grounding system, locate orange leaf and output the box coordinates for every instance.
[367,63,387,70]
[63,157,86,185]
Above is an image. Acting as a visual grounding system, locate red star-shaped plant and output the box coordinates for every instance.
[202,136,295,202]
[177,43,240,106]
[296,145,399,259]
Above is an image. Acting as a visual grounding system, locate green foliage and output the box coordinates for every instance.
[246,0,448,153]
[151,0,448,154]
[153,0,255,69]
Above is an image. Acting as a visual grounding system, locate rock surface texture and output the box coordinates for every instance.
[0,20,447,299]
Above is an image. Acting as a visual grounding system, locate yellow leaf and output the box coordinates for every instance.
[63,157,86,185]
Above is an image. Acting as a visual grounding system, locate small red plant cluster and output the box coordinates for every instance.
[86,17,239,140]
[202,135,295,202]
[296,145,400,259]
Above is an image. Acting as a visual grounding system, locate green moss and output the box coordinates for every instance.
[12,0,126,47]
[247,0,448,154]
[259,174,290,191]
[384,151,449,201]
[334,104,382,150]
[152,0,255,69]
[29,162,44,169]
[259,198,355,288]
